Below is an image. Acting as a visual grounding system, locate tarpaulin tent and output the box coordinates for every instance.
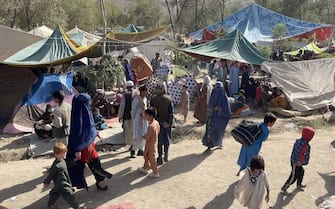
[3,25,98,68]
[201,28,216,42]
[190,3,333,44]
[261,59,335,111]
[67,26,102,46]
[181,30,268,65]
[3,72,75,134]
[107,25,170,43]
[285,42,328,55]
[120,24,143,33]
[29,25,53,38]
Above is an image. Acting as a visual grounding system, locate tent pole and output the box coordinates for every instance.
[100,0,107,56]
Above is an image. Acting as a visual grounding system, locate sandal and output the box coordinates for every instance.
[96,182,108,190]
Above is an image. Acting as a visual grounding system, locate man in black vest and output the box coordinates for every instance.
[118,81,134,155]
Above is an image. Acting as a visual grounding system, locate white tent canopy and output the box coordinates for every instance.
[261,59,335,111]
[28,25,53,38]
[67,26,101,46]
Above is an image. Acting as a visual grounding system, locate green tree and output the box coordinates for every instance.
[272,23,293,51]
[129,0,164,29]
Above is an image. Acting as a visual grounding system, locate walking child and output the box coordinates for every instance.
[234,155,270,209]
[137,107,160,178]
[43,142,83,209]
[281,126,315,194]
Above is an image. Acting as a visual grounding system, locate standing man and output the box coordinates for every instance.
[118,81,134,151]
[229,61,240,96]
[151,52,162,74]
[150,83,173,165]
[52,91,71,145]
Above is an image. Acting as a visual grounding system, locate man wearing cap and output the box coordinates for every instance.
[150,83,173,165]
[151,52,162,74]
[118,81,134,150]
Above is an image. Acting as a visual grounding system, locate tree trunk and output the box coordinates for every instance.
[99,0,107,55]
[165,0,176,40]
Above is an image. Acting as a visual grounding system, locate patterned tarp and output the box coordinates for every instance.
[190,3,333,43]
[285,42,328,55]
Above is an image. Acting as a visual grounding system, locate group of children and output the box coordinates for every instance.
[234,126,315,209]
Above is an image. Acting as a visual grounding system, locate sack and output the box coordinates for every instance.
[231,120,261,146]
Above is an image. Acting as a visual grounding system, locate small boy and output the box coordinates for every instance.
[92,108,108,130]
[281,126,315,194]
[137,107,160,178]
[231,89,246,113]
[43,143,83,209]
[180,85,189,122]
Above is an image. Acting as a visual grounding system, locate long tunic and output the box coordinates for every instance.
[234,169,270,209]
[132,95,148,140]
[237,123,269,170]
[180,91,189,117]
[194,84,212,123]
[229,65,240,95]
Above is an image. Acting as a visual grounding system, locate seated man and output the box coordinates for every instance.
[34,104,53,138]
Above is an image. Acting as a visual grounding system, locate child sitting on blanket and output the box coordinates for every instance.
[92,108,108,130]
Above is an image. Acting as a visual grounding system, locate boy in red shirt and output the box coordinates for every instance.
[138,107,160,178]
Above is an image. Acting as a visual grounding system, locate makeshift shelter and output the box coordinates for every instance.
[106,25,170,43]
[3,25,98,68]
[261,58,335,111]
[120,24,143,33]
[285,42,328,55]
[130,57,153,80]
[67,26,101,46]
[181,30,268,65]
[3,72,75,134]
[190,3,333,44]
[28,25,53,38]
[0,25,42,121]
[201,28,216,42]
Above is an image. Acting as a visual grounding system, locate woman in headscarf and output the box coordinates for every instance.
[67,93,112,191]
[202,81,231,152]
[92,89,112,119]
[194,75,212,123]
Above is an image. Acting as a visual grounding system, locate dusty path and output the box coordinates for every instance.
[0,125,334,209]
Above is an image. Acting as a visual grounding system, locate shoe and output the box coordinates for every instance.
[130,150,136,158]
[137,167,148,174]
[218,145,223,149]
[297,184,306,189]
[163,156,168,162]
[157,158,163,166]
[280,188,288,195]
[95,182,108,190]
[137,150,144,156]
[202,147,211,154]
[149,173,160,178]
[236,171,240,176]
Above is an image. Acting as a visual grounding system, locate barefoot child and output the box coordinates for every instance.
[281,126,315,194]
[43,142,83,209]
[137,107,160,178]
[234,155,270,209]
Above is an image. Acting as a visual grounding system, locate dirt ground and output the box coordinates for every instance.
[0,111,334,209]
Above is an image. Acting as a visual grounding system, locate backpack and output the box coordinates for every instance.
[231,120,261,146]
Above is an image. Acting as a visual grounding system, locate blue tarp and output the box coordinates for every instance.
[190,3,332,43]
[23,72,73,105]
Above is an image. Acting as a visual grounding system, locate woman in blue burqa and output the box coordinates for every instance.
[202,81,231,153]
[66,93,112,191]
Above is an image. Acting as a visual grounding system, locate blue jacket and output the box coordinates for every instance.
[291,138,311,165]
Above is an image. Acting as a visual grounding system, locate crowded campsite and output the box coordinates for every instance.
[0,1,335,209]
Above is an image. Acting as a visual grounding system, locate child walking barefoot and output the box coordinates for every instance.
[234,155,270,209]
[137,107,160,178]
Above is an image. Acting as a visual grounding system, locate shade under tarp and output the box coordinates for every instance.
[261,59,335,111]
[285,42,328,55]
[3,25,98,67]
[181,30,268,65]
[107,25,170,43]
[120,24,143,33]
[190,3,333,43]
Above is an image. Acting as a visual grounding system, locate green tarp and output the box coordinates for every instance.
[120,24,143,33]
[181,30,268,65]
[3,25,96,67]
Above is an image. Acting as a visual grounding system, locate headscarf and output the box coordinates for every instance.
[207,81,231,117]
[67,93,97,159]
[302,126,315,142]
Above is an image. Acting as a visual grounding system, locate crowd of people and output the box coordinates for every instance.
[38,54,317,209]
